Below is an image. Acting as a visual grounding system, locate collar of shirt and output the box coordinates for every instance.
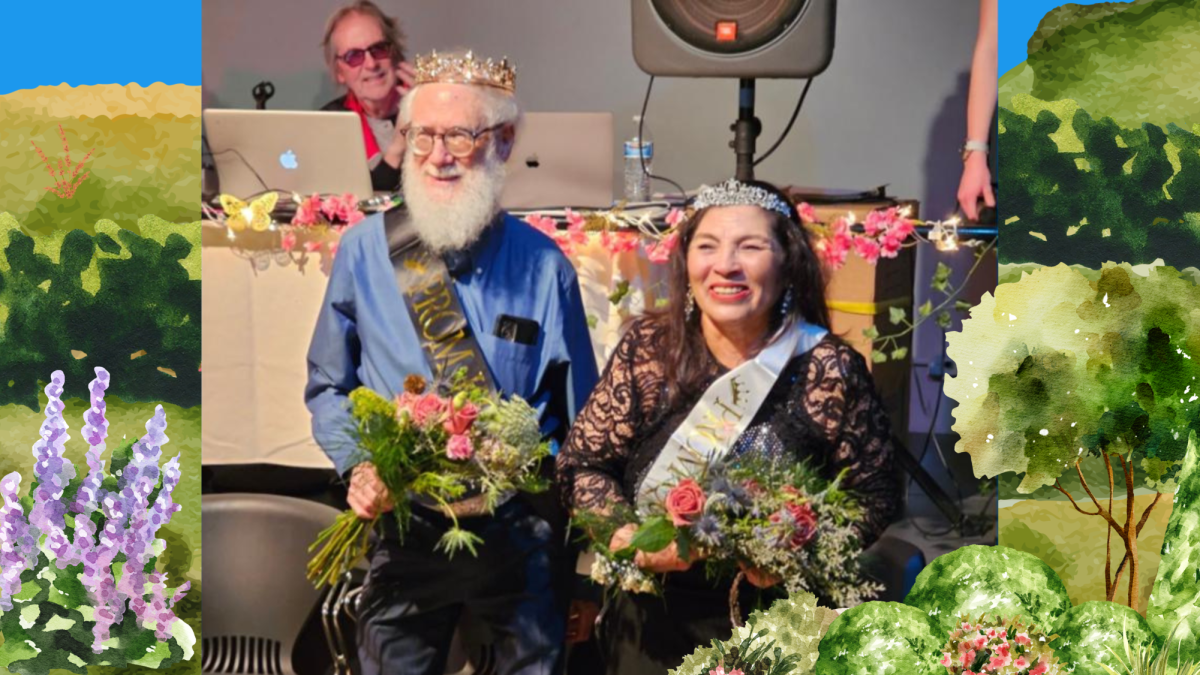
[441,215,505,280]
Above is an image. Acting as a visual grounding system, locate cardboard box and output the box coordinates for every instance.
[796,196,919,434]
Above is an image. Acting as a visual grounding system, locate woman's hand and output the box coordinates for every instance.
[739,561,782,589]
[957,153,994,222]
[608,523,638,554]
[635,541,693,574]
[609,523,693,573]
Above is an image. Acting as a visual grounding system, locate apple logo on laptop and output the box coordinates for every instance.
[280,150,299,170]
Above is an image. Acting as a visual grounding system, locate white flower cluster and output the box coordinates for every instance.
[590,556,658,594]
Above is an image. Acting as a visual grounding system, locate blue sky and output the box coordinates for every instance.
[1000,0,1112,75]
[0,0,200,95]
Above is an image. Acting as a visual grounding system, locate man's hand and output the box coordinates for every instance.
[348,463,393,519]
[957,153,994,222]
[565,600,600,644]
[396,61,416,99]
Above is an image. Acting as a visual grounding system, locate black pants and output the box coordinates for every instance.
[357,499,566,675]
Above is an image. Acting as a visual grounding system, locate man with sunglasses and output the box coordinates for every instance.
[320,0,415,192]
[306,50,598,675]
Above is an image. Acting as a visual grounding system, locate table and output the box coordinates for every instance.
[201,199,919,467]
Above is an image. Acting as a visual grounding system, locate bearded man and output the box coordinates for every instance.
[305,50,599,675]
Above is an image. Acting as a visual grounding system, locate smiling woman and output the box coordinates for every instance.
[556,178,903,675]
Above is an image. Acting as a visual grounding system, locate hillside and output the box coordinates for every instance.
[1,82,199,118]
[1001,0,1200,128]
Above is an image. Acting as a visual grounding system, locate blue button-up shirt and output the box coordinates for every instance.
[305,212,600,476]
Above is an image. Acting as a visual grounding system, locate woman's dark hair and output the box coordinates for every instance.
[648,179,831,408]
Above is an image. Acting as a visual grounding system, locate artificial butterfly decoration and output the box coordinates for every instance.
[219,192,279,232]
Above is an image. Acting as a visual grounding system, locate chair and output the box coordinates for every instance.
[202,493,343,675]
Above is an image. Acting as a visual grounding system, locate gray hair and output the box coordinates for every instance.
[321,0,407,80]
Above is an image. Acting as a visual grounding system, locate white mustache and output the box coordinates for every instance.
[424,166,463,179]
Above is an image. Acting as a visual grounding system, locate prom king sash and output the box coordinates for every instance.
[384,208,497,393]
[634,320,829,512]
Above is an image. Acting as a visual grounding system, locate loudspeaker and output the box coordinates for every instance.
[632,0,836,78]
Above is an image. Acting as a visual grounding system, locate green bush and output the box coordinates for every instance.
[998,105,1200,268]
[0,226,199,410]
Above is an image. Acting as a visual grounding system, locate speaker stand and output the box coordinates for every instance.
[732,78,762,182]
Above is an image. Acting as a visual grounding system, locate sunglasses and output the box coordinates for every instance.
[337,40,393,68]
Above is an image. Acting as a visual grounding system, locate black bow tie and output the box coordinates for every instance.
[442,249,473,279]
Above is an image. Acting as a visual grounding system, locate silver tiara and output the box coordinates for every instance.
[691,179,793,219]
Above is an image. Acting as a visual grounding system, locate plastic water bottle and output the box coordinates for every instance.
[623,115,654,202]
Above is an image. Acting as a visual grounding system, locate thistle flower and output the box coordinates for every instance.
[692,514,724,548]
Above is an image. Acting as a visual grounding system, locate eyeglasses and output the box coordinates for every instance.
[401,125,504,158]
[337,40,392,68]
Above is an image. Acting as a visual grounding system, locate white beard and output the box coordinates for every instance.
[402,147,507,253]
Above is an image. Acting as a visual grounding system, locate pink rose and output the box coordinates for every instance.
[600,230,640,254]
[1029,661,1049,675]
[770,500,818,549]
[864,209,890,237]
[960,650,976,667]
[988,654,1010,670]
[853,235,881,264]
[972,636,987,650]
[1014,633,1030,646]
[646,231,679,264]
[344,209,365,227]
[1014,656,1029,669]
[446,434,474,460]
[322,193,360,224]
[281,231,297,252]
[940,654,952,667]
[444,401,480,436]
[524,214,558,238]
[411,393,449,427]
[664,478,706,527]
[665,207,686,228]
[797,202,817,224]
[294,194,324,227]
[880,233,904,259]
[888,215,915,241]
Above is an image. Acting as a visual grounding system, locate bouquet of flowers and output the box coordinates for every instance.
[575,455,882,622]
[939,615,1062,675]
[284,192,366,256]
[307,369,552,589]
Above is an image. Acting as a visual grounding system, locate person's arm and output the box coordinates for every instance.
[370,161,401,192]
[958,0,998,221]
[304,241,367,479]
[809,342,900,550]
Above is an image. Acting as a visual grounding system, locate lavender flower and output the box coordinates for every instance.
[0,473,39,611]
[29,371,78,566]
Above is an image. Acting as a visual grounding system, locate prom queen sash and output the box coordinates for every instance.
[384,208,497,392]
[634,320,829,512]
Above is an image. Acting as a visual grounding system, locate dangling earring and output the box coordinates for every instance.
[779,287,793,319]
[685,289,696,322]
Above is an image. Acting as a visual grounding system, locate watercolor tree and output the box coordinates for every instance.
[1145,430,1200,660]
[0,368,194,674]
[946,263,1200,610]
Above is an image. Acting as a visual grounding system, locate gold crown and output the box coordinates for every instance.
[413,50,517,93]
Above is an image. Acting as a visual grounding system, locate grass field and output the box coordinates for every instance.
[999,493,1173,615]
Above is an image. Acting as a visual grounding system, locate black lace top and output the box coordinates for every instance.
[556,316,900,549]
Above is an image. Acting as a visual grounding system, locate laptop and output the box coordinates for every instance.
[501,112,614,209]
[203,109,374,199]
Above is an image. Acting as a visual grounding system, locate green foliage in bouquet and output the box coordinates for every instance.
[307,369,552,588]
[905,545,1073,638]
[1051,602,1158,675]
[672,591,839,675]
